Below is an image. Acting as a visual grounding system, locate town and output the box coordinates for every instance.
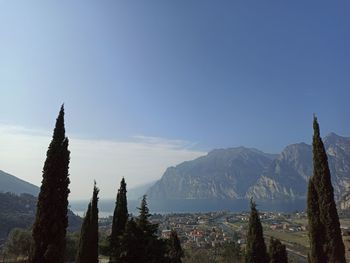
[99,210,317,262]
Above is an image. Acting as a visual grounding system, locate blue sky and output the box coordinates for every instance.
[1,1,350,198]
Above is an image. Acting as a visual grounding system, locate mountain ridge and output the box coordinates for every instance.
[147,133,350,205]
[0,170,39,196]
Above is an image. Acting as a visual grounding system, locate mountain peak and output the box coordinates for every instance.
[324,132,350,146]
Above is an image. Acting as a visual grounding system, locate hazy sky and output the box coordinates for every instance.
[1,1,350,199]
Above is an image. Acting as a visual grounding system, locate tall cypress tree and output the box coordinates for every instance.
[307,116,345,263]
[31,105,70,263]
[245,199,269,263]
[268,237,288,263]
[167,230,184,263]
[110,178,128,263]
[76,181,99,263]
[118,218,144,263]
[307,178,326,263]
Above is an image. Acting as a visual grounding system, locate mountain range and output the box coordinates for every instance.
[146,133,350,211]
[2,132,350,213]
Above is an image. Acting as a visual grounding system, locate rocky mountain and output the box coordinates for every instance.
[0,170,39,196]
[147,147,276,200]
[246,143,313,199]
[147,133,350,204]
[248,133,350,200]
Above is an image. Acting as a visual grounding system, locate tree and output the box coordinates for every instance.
[221,241,242,263]
[76,182,99,263]
[31,105,70,263]
[136,195,158,236]
[167,230,184,263]
[110,178,128,263]
[135,195,168,263]
[65,232,80,262]
[4,228,33,261]
[245,199,269,263]
[114,196,168,263]
[118,218,145,263]
[307,178,326,263]
[268,237,287,263]
[307,116,346,263]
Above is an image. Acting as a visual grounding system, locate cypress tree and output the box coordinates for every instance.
[307,178,326,263]
[307,116,345,263]
[31,105,70,263]
[110,178,128,263]
[76,181,99,263]
[119,218,144,263]
[245,199,269,263]
[167,230,184,263]
[268,237,288,263]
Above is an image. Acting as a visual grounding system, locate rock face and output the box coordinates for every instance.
[147,147,276,200]
[147,133,350,202]
[246,143,312,199]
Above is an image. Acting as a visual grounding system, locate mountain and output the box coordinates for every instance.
[0,192,82,244]
[248,133,350,200]
[127,180,157,200]
[146,133,350,211]
[147,147,276,200]
[0,170,39,196]
[246,143,312,199]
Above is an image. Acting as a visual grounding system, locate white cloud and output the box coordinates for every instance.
[0,125,205,200]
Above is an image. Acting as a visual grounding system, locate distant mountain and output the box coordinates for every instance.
[146,133,350,211]
[127,180,157,200]
[147,147,276,200]
[0,192,82,243]
[0,170,39,196]
[246,143,313,199]
[248,133,350,200]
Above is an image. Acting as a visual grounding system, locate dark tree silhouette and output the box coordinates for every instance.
[269,237,287,263]
[245,199,269,263]
[110,178,128,263]
[76,181,99,263]
[31,105,70,263]
[307,116,345,263]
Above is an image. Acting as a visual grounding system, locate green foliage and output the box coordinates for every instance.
[98,232,111,256]
[3,228,33,260]
[110,178,128,262]
[65,232,80,262]
[31,105,71,263]
[307,116,346,263]
[245,199,269,263]
[116,196,169,263]
[76,182,99,263]
[0,193,37,240]
[221,241,242,263]
[307,179,326,262]
[166,230,184,263]
[268,237,287,263]
[118,218,145,262]
[136,195,158,236]
[183,249,211,263]
[2,229,79,262]
[0,192,81,243]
